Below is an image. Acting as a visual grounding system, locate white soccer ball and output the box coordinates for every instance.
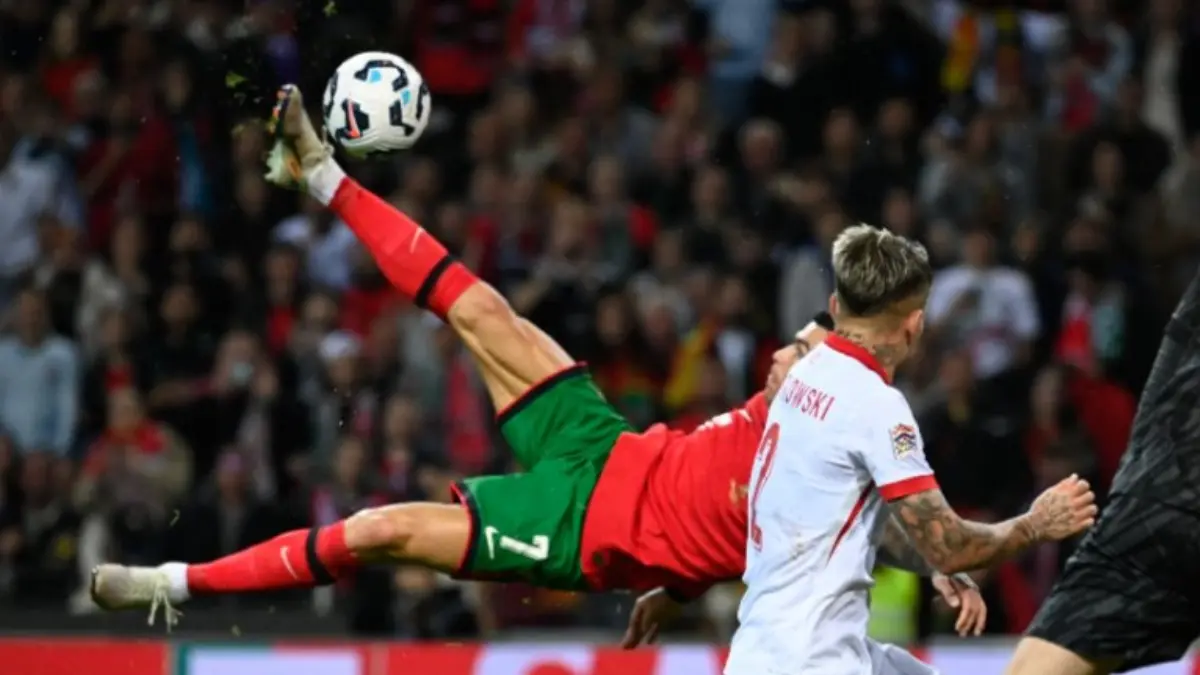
[322,51,431,158]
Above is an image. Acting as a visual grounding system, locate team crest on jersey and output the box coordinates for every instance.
[890,424,918,459]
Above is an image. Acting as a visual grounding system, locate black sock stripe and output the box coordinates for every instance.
[305,526,335,585]
[415,254,455,310]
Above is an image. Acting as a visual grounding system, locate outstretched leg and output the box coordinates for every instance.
[92,502,472,624]
[90,86,605,619]
[268,87,573,418]
[266,87,625,592]
[326,175,573,415]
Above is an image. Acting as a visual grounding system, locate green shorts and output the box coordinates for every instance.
[451,364,631,590]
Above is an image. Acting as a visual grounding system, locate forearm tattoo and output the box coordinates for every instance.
[891,489,1037,574]
[876,511,935,575]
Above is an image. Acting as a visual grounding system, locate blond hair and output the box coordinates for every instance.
[831,224,932,318]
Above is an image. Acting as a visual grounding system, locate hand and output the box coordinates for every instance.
[1027,474,1098,541]
[932,572,987,637]
[621,588,683,649]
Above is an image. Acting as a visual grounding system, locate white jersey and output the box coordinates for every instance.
[726,335,939,675]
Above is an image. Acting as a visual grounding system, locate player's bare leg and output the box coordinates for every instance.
[91,501,472,625]
[1004,637,1117,675]
[91,86,576,625]
[265,85,573,411]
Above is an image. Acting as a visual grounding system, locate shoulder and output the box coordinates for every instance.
[802,352,899,427]
[931,266,970,288]
[329,221,358,244]
[782,246,822,269]
[992,266,1032,287]
[818,350,906,411]
[861,383,919,433]
[44,337,80,361]
[10,157,56,183]
[273,216,310,244]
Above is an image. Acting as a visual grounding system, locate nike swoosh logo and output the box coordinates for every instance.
[484,526,498,560]
[280,546,299,580]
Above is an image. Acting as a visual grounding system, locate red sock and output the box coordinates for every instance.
[330,178,477,318]
[185,522,358,595]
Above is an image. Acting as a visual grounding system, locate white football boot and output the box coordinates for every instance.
[263,84,333,191]
[90,562,186,629]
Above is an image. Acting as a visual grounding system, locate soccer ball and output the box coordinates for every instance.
[322,51,431,158]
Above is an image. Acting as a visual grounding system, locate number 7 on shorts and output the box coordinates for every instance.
[484,526,550,561]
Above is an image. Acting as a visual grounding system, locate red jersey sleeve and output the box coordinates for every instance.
[506,0,536,62]
[743,392,769,424]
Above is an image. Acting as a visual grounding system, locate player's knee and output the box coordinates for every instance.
[344,504,421,554]
[1004,638,1046,675]
[1004,638,1097,675]
[1005,650,1046,675]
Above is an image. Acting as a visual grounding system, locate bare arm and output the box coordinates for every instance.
[889,478,1095,575]
[876,511,936,575]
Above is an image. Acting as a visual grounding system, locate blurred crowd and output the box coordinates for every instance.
[0,0,1196,645]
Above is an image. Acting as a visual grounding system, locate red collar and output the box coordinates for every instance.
[824,334,891,384]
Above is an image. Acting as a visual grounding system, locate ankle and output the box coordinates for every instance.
[161,562,191,603]
[307,157,346,206]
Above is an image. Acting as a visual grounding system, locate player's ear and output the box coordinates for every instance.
[828,293,839,318]
[903,308,925,344]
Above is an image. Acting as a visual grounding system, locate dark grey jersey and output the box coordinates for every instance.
[1109,274,1200,513]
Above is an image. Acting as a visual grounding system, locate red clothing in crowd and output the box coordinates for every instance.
[41,56,99,115]
[1066,373,1135,491]
[413,0,504,96]
[78,113,178,250]
[340,285,402,338]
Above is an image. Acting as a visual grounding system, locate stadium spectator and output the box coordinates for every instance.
[926,226,1041,385]
[165,449,289,579]
[75,386,190,567]
[0,451,81,605]
[0,0,1193,645]
[1045,0,1134,131]
[0,287,80,457]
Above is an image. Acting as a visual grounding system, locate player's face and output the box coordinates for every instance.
[765,323,830,400]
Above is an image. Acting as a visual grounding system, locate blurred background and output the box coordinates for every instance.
[0,0,1195,667]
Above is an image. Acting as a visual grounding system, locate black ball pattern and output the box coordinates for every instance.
[325,58,428,157]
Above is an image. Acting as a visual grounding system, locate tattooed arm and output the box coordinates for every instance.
[889,479,1096,575]
[876,511,935,575]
